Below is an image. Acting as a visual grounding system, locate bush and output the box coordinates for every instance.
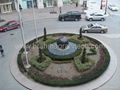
[70,35,90,44]
[87,46,97,55]
[17,48,26,73]
[30,55,52,71]
[74,49,95,72]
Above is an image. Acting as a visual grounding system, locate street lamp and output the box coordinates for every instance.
[104,0,108,14]
[32,0,38,40]
[100,0,103,9]
[17,0,31,68]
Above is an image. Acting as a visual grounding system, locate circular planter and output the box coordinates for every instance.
[17,33,110,87]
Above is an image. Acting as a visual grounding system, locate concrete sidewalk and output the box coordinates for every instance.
[0,4,85,22]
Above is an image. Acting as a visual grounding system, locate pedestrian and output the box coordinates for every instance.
[0,45,4,57]
[59,7,62,14]
[19,4,22,11]
[76,2,78,7]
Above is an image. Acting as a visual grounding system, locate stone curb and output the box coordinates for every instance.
[10,34,117,90]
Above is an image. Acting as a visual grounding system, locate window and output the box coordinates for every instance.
[95,14,103,16]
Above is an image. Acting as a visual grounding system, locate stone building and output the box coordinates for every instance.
[0,2,13,13]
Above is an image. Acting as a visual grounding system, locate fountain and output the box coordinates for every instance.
[48,36,77,56]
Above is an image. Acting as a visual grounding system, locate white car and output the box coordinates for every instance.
[108,5,119,11]
[86,13,106,21]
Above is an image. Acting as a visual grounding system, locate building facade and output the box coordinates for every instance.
[0,2,13,13]
[14,0,84,10]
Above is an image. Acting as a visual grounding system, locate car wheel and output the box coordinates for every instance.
[100,30,104,34]
[4,29,7,32]
[61,18,64,21]
[101,18,105,21]
[89,18,93,21]
[84,30,88,33]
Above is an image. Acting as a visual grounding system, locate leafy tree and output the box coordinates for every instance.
[81,48,88,63]
[78,27,82,39]
[38,45,43,62]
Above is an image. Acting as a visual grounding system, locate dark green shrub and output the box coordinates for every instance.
[30,55,52,71]
[17,48,26,73]
[78,27,82,39]
[43,27,47,41]
[87,46,97,55]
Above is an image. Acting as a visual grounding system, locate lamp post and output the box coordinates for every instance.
[17,0,31,68]
[32,0,38,40]
[100,0,103,9]
[104,0,108,14]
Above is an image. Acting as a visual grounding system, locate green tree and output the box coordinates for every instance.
[38,45,43,62]
[81,48,88,63]
[43,27,47,41]
[78,27,82,39]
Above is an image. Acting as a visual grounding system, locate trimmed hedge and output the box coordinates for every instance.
[74,49,95,72]
[87,46,97,55]
[17,48,26,73]
[30,55,52,71]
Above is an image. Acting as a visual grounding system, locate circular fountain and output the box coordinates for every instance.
[48,36,77,56]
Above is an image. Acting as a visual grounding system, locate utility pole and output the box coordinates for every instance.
[32,0,38,40]
[104,0,108,14]
[100,0,103,9]
[17,0,31,68]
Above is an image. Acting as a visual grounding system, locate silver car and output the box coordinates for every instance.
[108,4,119,11]
[82,23,108,33]
[86,13,106,21]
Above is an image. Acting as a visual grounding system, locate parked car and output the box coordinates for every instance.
[82,23,108,33]
[108,4,119,11]
[85,13,106,21]
[0,20,20,32]
[58,11,81,21]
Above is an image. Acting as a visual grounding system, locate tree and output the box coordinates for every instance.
[43,27,47,41]
[78,27,82,39]
[38,45,43,62]
[81,48,88,63]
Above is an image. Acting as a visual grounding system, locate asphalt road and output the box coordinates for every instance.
[0,8,120,90]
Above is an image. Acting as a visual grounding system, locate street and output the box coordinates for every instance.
[0,0,120,90]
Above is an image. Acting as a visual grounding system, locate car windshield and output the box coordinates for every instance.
[88,24,93,28]
[3,23,9,26]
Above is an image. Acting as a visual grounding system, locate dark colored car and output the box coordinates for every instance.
[58,11,81,21]
[0,20,20,32]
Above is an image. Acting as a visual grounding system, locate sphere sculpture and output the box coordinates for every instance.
[57,37,69,49]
